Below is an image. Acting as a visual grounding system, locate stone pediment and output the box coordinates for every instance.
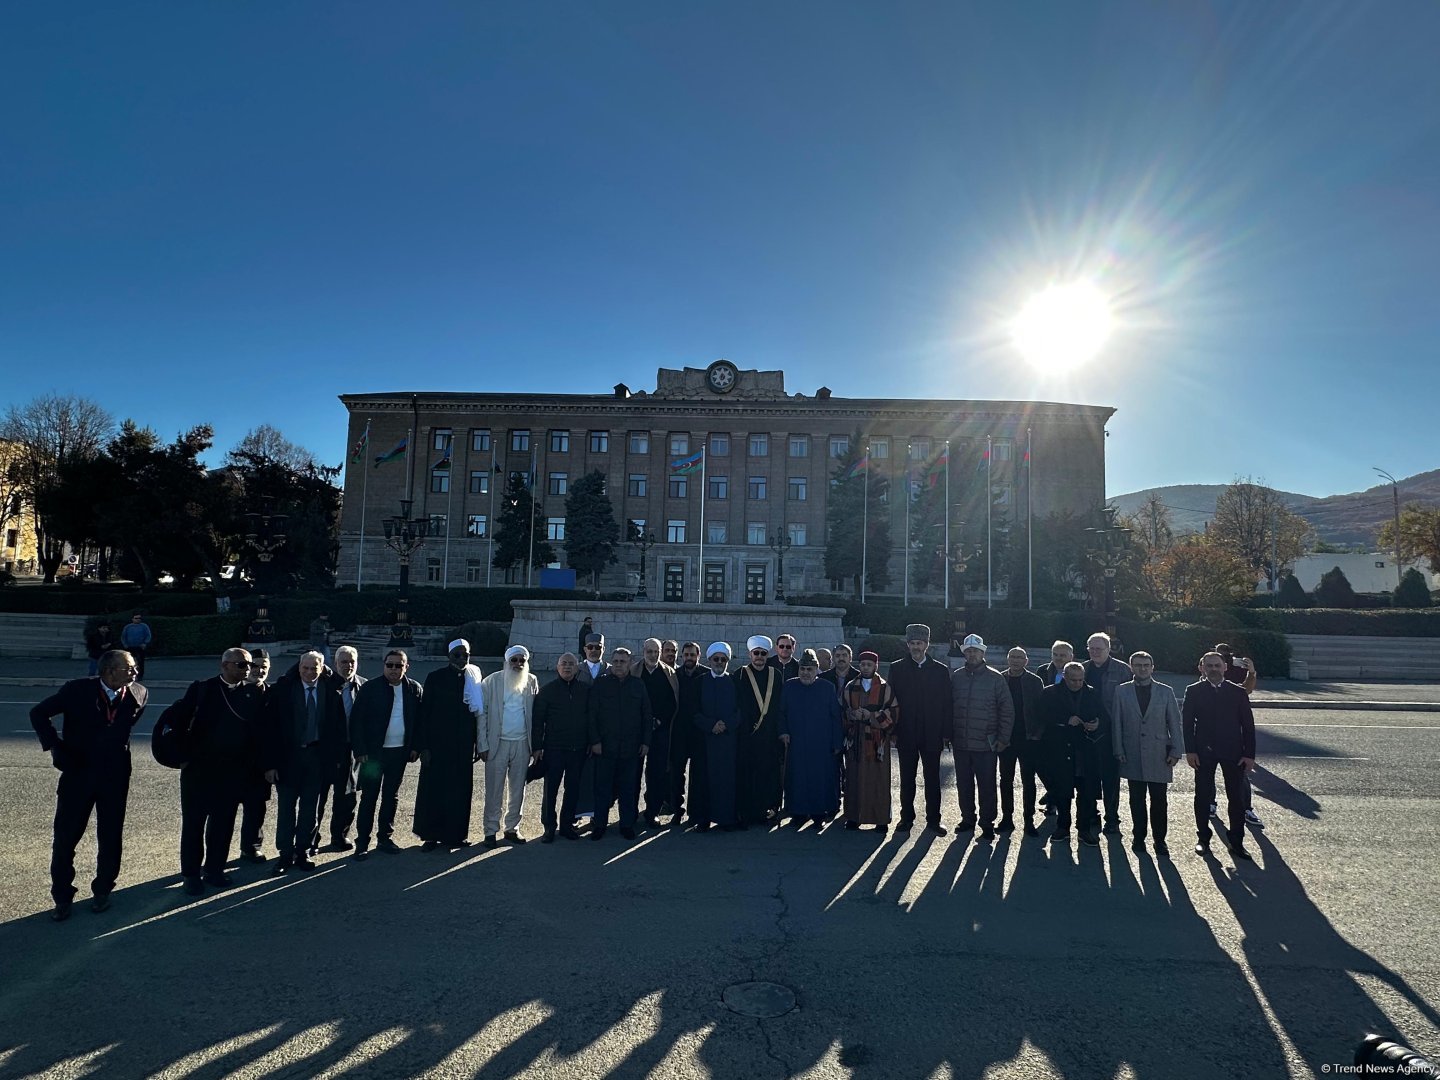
[650,364,789,401]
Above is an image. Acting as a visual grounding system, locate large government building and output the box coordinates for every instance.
[337,363,1114,603]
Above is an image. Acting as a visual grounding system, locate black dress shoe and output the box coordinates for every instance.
[292,858,317,871]
[643,814,661,828]
[1131,838,1145,854]
[271,863,289,877]
[897,818,915,831]
[1194,842,1213,857]
[1050,829,1071,842]
[451,839,473,849]
[1102,822,1121,836]
[354,849,370,861]
[421,840,441,852]
[1023,823,1039,837]
[560,827,581,840]
[1080,831,1099,847]
[203,873,235,888]
[320,839,354,853]
[1154,840,1169,857]
[541,829,556,844]
[90,893,111,913]
[997,817,1015,833]
[484,836,500,849]
[620,826,636,840]
[694,822,712,832]
[957,819,977,832]
[504,831,527,845]
[52,900,73,922]
[590,828,607,841]
[1231,845,1254,862]
[378,838,401,853]
[926,823,949,836]
[240,848,267,864]
[979,827,996,844]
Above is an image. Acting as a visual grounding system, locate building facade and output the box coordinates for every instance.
[337,363,1115,604]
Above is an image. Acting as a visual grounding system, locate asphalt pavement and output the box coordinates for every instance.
[1,670,1437,1079]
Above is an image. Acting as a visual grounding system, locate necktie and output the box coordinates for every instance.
[306,685,317,742]
[343,682,353,716]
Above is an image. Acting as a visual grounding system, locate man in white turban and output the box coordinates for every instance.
[478,645,538,847]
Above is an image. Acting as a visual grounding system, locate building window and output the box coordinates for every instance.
[788,476,808,501]
[993,440,1012,462]
[4,528,16,549]
[426,558,441,583]
[548,472,568,496]
[789,435,809,458]
[749,433,768,457]
[628,474,647,497]
[428,515,447,535]
[629,432,649,454]
[910,439,930,460]
[669,433,689,455]
[549,430,570,453]
[747,522,767,545]
[508,470,531,488]
[787,523,807,546]
[470,428,491,452]
[871,439,889,459]
[707,522,728,544]
[709,475,728,500]
[466,515,488,538]
[748,476,767,500]
[667,519,687,544]
[430,468,450,494]
[466,559,484,583]
[663,563,685,603]
[668,476,688,498]
[510,429,530,452]
[629,518,646,539]
[431,428,452,451]
[829,436,850,459]
[710,434,730,456]
[589,430,610,453]
[469,471,489,495]
[547,517,566,541]
[992,484,1013,507]
[504,565,522,585]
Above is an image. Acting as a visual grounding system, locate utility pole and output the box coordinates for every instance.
[1373,467,1403,587]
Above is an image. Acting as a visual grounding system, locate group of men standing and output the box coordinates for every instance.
[28,622,1262,922]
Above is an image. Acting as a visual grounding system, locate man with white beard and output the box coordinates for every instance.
[479,646,538,847]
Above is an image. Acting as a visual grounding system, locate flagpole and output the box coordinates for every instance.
[903,445,911,606]
[486,441,496,588]
[1026,427,1033,610]
[944,438,950,609]
[442,435,453,589]
[527,444,537,587]
[356,418,371,591]
[986,434,993,610]
[697,442,706,604]
[860,444,869,604]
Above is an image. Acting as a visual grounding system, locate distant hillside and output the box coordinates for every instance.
[1111,469,1440,547]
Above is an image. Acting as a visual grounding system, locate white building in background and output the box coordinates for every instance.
[1264,552,1440,595]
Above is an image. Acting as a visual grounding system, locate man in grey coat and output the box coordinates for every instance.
[1111,651,1183,855]
[949,634,1014,842]
[1083,632,1131,835]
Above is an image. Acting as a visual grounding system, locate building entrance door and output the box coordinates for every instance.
[704,563,726,604]
[663,563,685,602]
[745,564,767,604]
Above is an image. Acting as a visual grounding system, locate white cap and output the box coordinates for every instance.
[747,635,773,654]
[504,645,529,660]
[448,638,470,653]
[708,641,732,659]
[962,634,987,651]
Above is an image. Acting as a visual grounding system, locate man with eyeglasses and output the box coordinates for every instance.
[578,633,606,683]
[414,639,481,851]
[533,652,590,842]
[695,642,741,831]
[30,649,148,920]
[158,648,265,895]
[669,641,708,827]
[262,651,347,874]
[238,649,273,863]
[312,645,365,856]
[767,634,800,681]
[736,635,786,827]
[350,649,422,858]
[586,647,652,841]
[638,637,678,827]
[479,646,539,847]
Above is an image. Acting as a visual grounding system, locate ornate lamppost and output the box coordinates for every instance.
[1085,504,1132,643]
[383,499,432,648]
[768,528,793,602]
[243,498,288,642]
[946,524,983,654]
[631,527,657,599]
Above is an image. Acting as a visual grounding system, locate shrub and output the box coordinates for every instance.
[1393,568,1432,609]
[1313,567,1357,608]
[448,621,511,657]
[855,634,907,661]
[1276,573,1311,608]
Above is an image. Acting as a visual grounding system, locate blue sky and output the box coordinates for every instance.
[3,2,1437,498]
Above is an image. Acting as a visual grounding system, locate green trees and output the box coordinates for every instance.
[1379,505,1440,578]
[1276,572,1312,608]
[563,470,620,586]
[1209,478,1311,588]
[492,473,555,578]
[1314,566,1358,608]
[823,435,890,595]
[1393,567,1432,608]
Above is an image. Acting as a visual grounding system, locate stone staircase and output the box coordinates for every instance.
[1285,635,1440,680]
[0,614,91,659]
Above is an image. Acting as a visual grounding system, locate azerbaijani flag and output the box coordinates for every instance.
[434,439,452,469]
[670,450,703,475]
[925,446,949,489]
[374,437,407,467]
[846,455,869,479]
[975,444,989,473]
[348,424,370,466]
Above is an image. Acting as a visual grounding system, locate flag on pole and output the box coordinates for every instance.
[349,422,371,466]
[434,438,453,469]
[925,445,949,489]
[374,437,407,467]
[975,443,990,473]
[670,451,703,475]
[847,455,869,479]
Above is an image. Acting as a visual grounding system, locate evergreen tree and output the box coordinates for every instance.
[492,473,555,576]
[823,432,890,594]
[1313,566,1357,608]
[563,470,620,586]
[1276,572,1312,608]
[1393,567,1432,608]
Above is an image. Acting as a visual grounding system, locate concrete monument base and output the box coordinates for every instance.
[509,600,847,669]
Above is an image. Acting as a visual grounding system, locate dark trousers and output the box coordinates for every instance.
[593,754,642,832]
[1098,751,1121,826]
[1041,737,1076,829]
[643,726,671,816]
[1076,767,1102,832]
[1128,779,1168,841]
[998,744,1040,823]
[669,726,707,821]
[540,748,585,832]
[180,763,243,881]
[51,761,131,903]
[313,754,357,850]
[953,750,998,827]
[1195,756,1247,847]
[356,748,408,845]
[240,779,270,853]
[898,746,942,825]
[275,746,327,861]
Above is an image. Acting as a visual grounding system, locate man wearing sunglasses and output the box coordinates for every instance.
[577,633,606,683]
[350,649,422,858]
[767,634,800,681]
[479,645,539,847]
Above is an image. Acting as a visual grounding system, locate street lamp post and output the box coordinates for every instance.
[383,499,432,648]
[768,528,794,602]
[1373,467,1403,589]
[243,498,289,642]
[631,528,657,599]
[1085,504,1132,644]
[946,524,982,658]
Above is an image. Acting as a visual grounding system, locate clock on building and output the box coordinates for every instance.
[706,359,738,394]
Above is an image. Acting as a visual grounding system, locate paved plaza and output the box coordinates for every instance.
[0,672,1437,1079]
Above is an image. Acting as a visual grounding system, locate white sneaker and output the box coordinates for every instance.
[1244,809,1264,828]
[1208,802,1217,816]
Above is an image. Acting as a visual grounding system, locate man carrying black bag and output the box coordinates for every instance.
[30,649,148,921]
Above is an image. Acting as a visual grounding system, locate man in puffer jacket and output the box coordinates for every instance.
[949,634,1014,842]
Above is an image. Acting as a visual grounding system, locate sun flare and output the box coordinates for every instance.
[1011,281,1113,372]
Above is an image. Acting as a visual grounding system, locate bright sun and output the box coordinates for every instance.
[1011,281,1113,372]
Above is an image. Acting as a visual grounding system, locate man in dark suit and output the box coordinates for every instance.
[1038,663,1105,845]
[886,623,952,835]
[312,644,365,855]
[350,648,421,858]
[30,649,148,920]
[1082,632,1131,835]
[1183,651,1258,861]
[263,650,348,872]
[159,648,265,894]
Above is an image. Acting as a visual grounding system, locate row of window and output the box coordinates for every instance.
[419,514,808,547]
[430,469,811,500]
[437,559,795,601]
[427,428,1015,462]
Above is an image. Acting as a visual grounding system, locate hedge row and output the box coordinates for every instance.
[1174,606,1440,638]
[86,614,252,657]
